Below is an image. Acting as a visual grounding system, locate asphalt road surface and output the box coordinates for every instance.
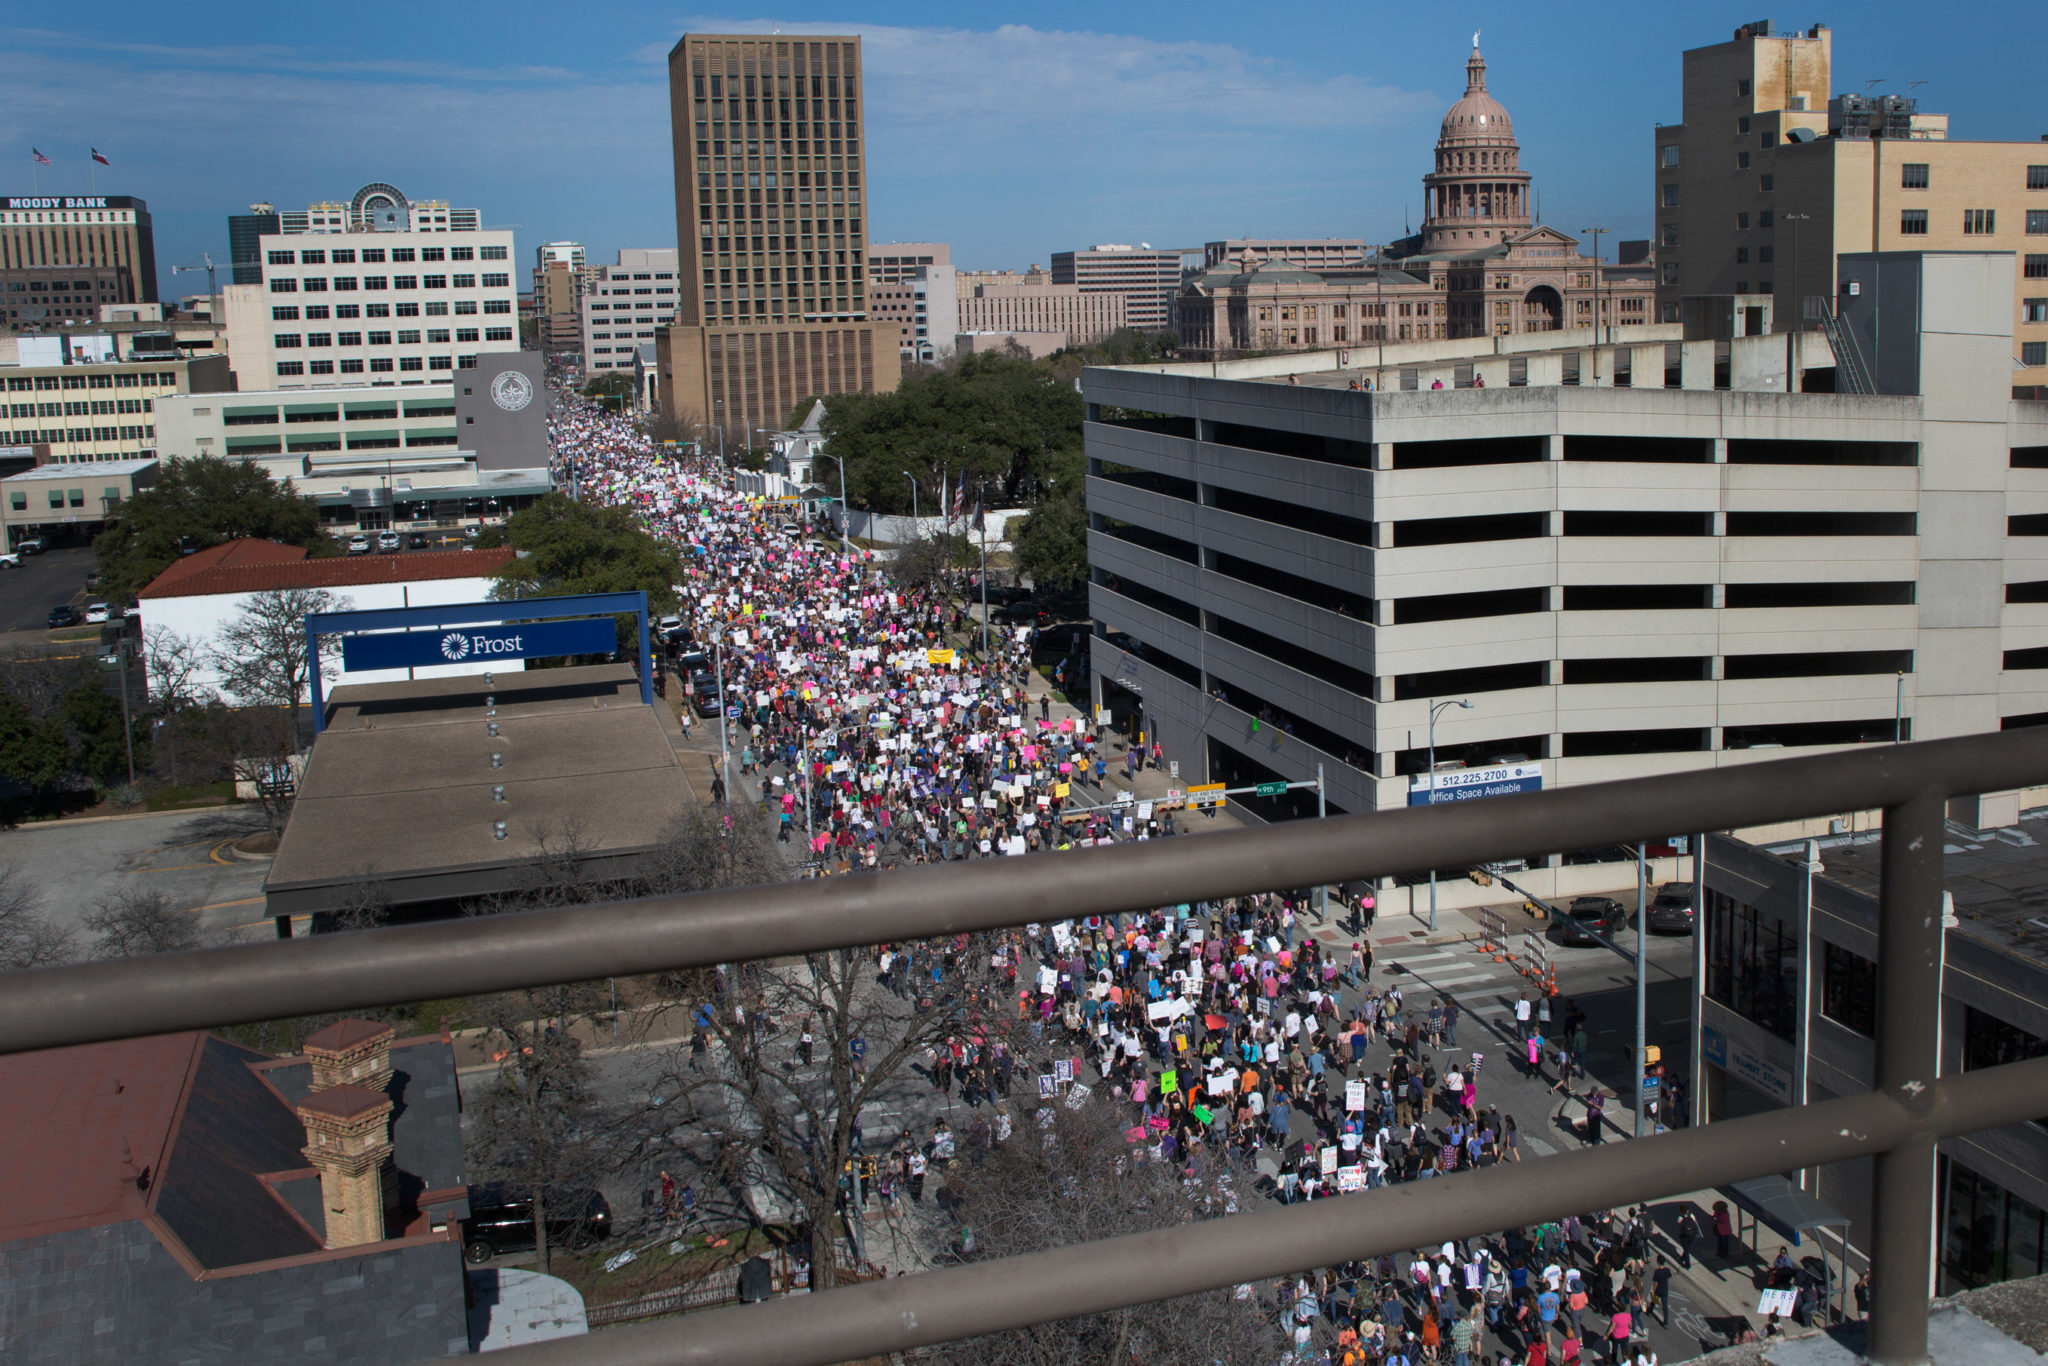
[0,544,99,632]
[0,806,276,947]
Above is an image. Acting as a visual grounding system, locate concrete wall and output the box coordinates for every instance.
[454,352,548,470]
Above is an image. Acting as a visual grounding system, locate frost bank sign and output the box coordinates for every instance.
[1407,761,1544,807]
[339,618,615,672]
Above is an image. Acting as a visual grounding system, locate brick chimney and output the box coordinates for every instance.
[302,1018,395,1094]
[297,1085,394,1249]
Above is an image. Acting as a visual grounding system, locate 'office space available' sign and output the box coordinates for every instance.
[1407,761,1544,807]
[340,618,616,672]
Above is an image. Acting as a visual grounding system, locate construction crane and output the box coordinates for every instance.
[168,255,250,301]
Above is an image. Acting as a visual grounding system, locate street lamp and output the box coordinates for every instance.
[902,472,918,528]
[1579,228,1607,344]
[1426,697,1475,931]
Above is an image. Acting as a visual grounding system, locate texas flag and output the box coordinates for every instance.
[91,148,110,165]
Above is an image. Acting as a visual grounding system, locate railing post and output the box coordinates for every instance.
[1868,788,1945,1366]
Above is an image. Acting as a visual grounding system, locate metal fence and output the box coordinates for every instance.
[7,729,2048,1366]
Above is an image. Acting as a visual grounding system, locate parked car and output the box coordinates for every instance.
[406,532,429,549]
[459,1184,612,1266]
[84,569,102,589]
[122,603,141,620]
[84,602,111,623]
[1647,881,1697,934]
[15,537,45,555]
[346,534,371,555]
[1555,895,1626,946]
[0,552,18,569]
[47,604,81,629]
[376,531,402,553]
[689,668,722,717]
[463,524,482,541]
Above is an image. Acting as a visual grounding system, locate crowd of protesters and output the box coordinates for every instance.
[544,390,1741,1363]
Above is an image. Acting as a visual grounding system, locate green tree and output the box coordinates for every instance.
[582,373,635,412]
[93,456,332,600]
[0,689,72,791]
[488,494,684,619]
[62,682,148,788]
[1011,457,1088,593]
[820,351,1082,514]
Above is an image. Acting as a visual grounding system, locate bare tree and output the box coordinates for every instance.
[143,625,207,714]
[656,909,1028,1292]
[464,981,614,1277]
[214,587,351,740]
[948,1097,1287,1365]
[208,705,303,834]
[83,887,200,959]
[0,862,72,969]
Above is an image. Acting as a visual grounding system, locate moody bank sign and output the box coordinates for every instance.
[339,618,615,671]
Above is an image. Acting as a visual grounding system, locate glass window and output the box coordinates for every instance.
[2025,342,2048,367]
[1902,163,1930,189]
[1964,209,1996,236]
[1902,210,1930,236]
[2027,211,2048,236]
[1962,1005,2048,1125]
[1942,1156,2048,1293]
[1820,943,1876,1034]
[1704,889,1797,1041]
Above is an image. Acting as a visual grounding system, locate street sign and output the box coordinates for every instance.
[1187,782,1227,811]
[1255,781,1288,797]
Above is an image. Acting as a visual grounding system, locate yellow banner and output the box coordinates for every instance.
[927,648,956,665]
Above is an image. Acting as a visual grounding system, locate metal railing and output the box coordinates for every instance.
[7,730,2048,1366]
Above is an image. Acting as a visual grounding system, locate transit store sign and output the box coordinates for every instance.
[340,617,616,672]
[1407,761,1544,807]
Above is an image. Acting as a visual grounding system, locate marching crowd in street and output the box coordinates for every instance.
[539,392,1758,1363]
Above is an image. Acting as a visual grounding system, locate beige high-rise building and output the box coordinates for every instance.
[956,270,1125,348]
[657,33,899,442]
[1050,245,1184,333]
[1654,21,2048,394]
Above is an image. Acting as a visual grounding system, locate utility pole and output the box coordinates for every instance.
[1315,763,1328,922]
[977,479,991,660]
[115,636,135,788]
[1636,841,1649,1137]
[835,457,850,555]
[713,632,732,803]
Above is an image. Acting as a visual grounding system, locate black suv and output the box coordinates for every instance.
[47,604,81,629]
[1555,896,1626,946]
[1647,881,1696,934]
[460,1184,612,1265]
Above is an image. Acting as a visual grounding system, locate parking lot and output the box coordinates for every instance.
[0,805,276,946]
[0,543,100,633]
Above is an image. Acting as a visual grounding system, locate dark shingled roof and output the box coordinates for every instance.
[0,1031,472,1363]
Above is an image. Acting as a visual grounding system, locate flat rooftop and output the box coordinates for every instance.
[1768,810,2048,970]
[267,663,692,915]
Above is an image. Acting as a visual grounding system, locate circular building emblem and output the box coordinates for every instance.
[439,631,471,662]
[490,371,533,412]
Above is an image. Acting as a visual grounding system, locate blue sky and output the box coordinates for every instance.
[4,2,2042,285]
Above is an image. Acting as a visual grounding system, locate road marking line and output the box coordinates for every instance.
[1400,969,1512,991]
[202,895,267,911]
[135,863,213,873]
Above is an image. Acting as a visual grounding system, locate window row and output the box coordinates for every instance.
[276,357,455,377]
[264,244,506,265]
[269,275,509,293]
[273,301,483,320]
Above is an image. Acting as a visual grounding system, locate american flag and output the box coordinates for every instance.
[951,480,964,520]
[32,148,51,166]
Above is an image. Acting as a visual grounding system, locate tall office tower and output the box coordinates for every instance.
[2,193,158,305]
[229,204,281,285]
[1654,21,2048,393]
[657,33,899,443]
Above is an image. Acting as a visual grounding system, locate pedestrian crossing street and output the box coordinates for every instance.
[1375,944,1537,1022]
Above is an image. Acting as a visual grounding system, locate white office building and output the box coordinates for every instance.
[276,183,481,236]
[583,249,679,373]
[221,228,519,390]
